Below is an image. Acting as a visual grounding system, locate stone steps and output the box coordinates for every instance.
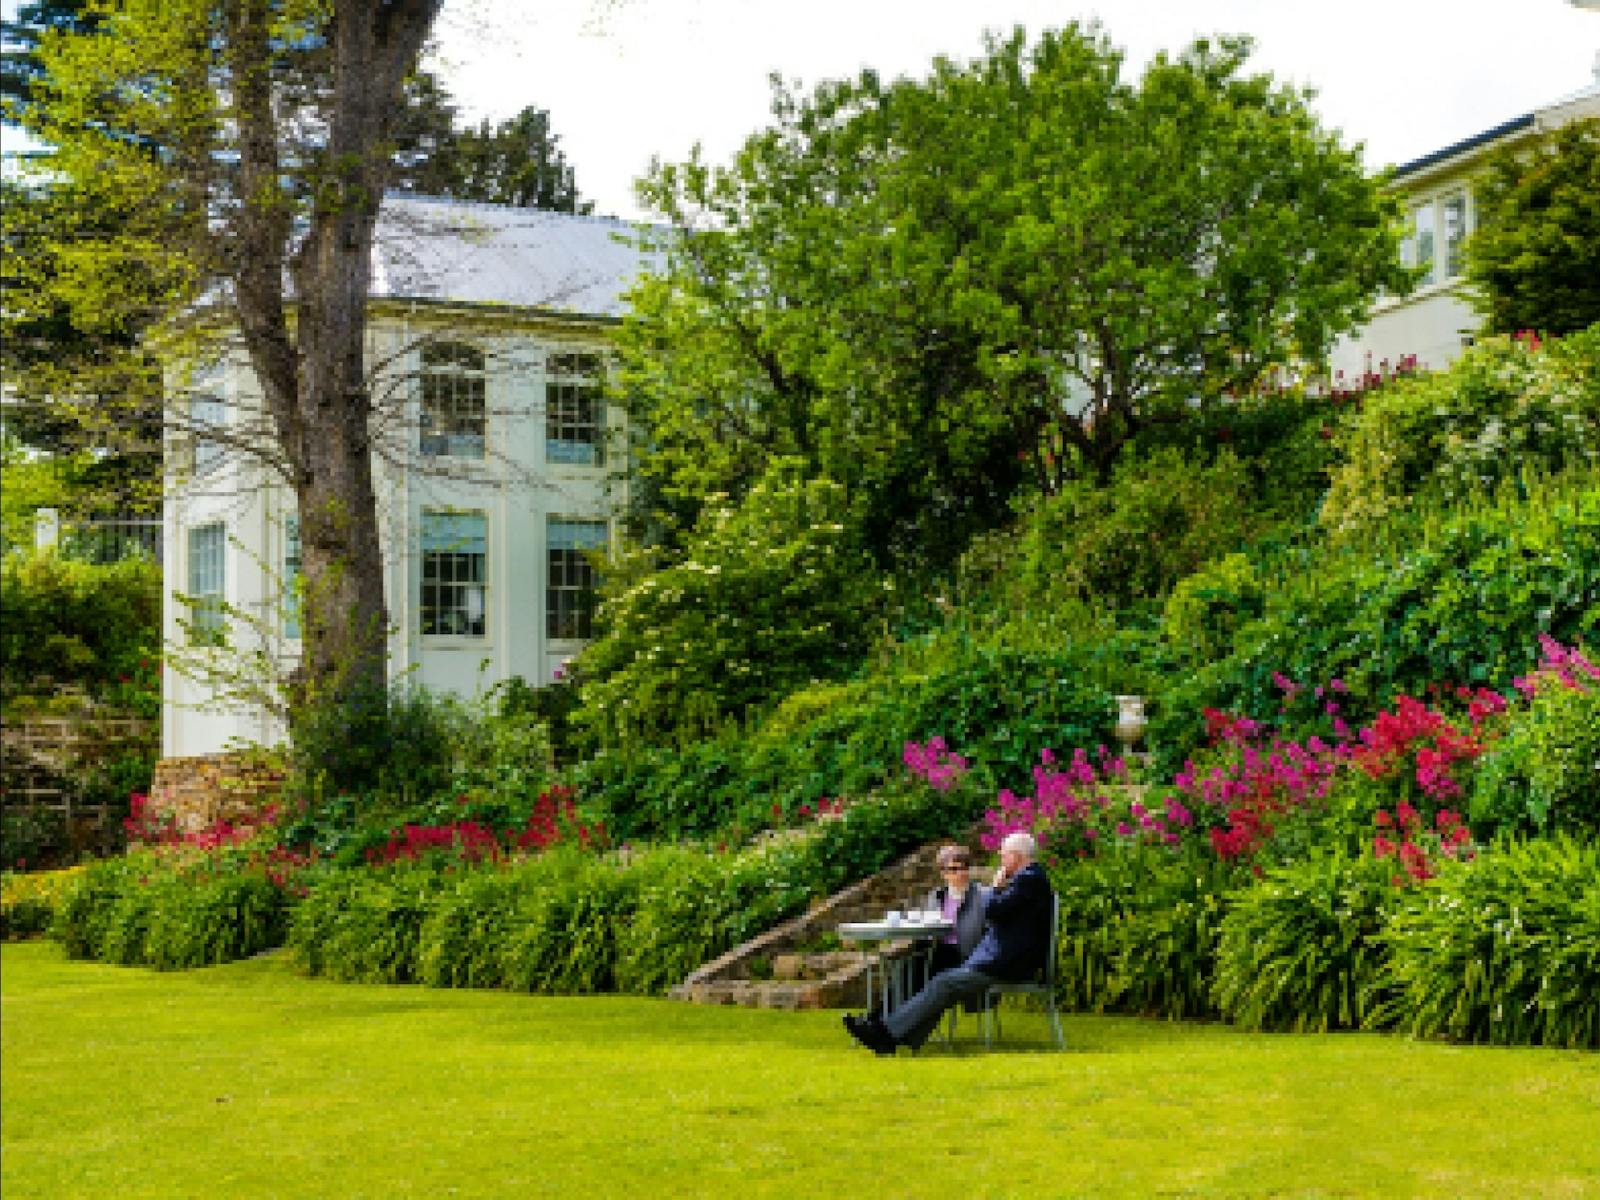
[668,827,985,1009]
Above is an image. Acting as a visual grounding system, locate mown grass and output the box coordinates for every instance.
[3,941,1597,1199]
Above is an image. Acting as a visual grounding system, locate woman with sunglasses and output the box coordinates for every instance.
[920,844,990,982]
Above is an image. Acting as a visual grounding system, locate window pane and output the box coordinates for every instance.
[1411,204,1436,285]
[420,341,487,459]
[283,514,302,640]
[546,517,606,640]
[421,510,487,637]
[193,395,226,473]
[1443,192,1468,279]
[546,353,605,466]
[187,522,225,643]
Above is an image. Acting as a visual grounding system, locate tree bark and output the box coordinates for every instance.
[231,0,440,715]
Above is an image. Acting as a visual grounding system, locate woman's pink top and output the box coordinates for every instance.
[941,888,962,944]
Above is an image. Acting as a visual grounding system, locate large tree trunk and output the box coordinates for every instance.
[229,0,440,768]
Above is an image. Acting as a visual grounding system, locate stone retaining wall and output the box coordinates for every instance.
[669,824,987,1009]
[149,754,286,833]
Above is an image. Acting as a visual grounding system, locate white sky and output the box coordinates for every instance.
[431,0,1600,221]
[2,1,1595,219]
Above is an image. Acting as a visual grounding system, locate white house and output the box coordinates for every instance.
[161,196,661,758]
[1327,63,1600,383]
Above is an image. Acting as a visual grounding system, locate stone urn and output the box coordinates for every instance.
[1114,694,1147,758]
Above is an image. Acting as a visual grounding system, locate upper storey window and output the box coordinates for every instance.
[545,352,605,467]
[1402,189,1471,289]
[420,342,487,459]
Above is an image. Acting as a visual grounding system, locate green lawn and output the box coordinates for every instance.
[3,942,1597,1198]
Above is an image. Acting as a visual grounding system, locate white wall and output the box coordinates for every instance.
[162,314,622,758]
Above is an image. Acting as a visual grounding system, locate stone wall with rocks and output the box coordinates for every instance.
[670,825,987,1009]
[148,754,285,833]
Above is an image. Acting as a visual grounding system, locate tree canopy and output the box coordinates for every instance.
[392,94,594,212]
[1466,118,1600,338]
[621,25,1409,574]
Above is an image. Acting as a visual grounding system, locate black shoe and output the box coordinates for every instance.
[863,1014,898,1055]
[844,1012,897,1055]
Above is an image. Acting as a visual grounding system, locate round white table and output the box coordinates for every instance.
[837,918,955,1016]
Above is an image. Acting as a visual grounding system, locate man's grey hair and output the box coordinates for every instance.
[1000,831,1037,859]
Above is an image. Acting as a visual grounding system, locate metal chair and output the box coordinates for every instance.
[977,892,1064,1050]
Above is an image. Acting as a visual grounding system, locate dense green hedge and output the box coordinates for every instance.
[1471,674,1600,839]
[581,636,1126,842]
[52,855,288,969]
[1149,471,1600,766]
[1375,837,1600,1049]
[287,776,983,993]
[0,550,161,713]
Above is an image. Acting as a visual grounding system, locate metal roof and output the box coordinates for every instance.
[1392,113,1536,179]
[371,194,666,318]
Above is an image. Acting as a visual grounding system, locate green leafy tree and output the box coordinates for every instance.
[13,0,442,787]
[623,24,1408,574]
[0,0,102,118]
[1466,119,1600,337]
[574,460,883,747]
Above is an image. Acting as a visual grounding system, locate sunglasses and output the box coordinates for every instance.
[942,863,970,872]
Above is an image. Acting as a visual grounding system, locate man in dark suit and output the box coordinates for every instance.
[844,830,1055,1054]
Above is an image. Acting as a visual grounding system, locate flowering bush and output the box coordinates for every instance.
[1321,328,1600,535]
[1372,802,1474,885]
[902,737,968,792]
[573,459,883,748]
[1473,636,1600,836]
[363,787,607,866]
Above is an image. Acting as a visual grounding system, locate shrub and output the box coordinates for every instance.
[51,855,148,959]
[1375,836,1600,1049]
[141,872,287,969]
[286,866,446,984]
[581,636,1118,843]
[1,806,70,873]
[286,682,473,804]
[1472,652,1600,838]
[1213,851,1398,1032]
[1161,552,1264,666]
[48,848,296,967]
[1151,470,1600,770]
[1321,329,1600,536]
[1050,845,1237,1020]
[1,865,86,938]
[971,447,1266,619]
[494,854,645,995]
[574,459,884,747]
[0,550,161,711]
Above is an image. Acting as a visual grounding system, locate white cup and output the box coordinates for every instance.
[885,911,902,927]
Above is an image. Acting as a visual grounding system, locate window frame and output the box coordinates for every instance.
[420,509,489,640]
[1401,186,1474,291]
[545,516,607,642]
[282,513,302,642]
[419,341,488,460]
[191,394,227,475]
[544,351,606,468]
[186,521,226,645]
